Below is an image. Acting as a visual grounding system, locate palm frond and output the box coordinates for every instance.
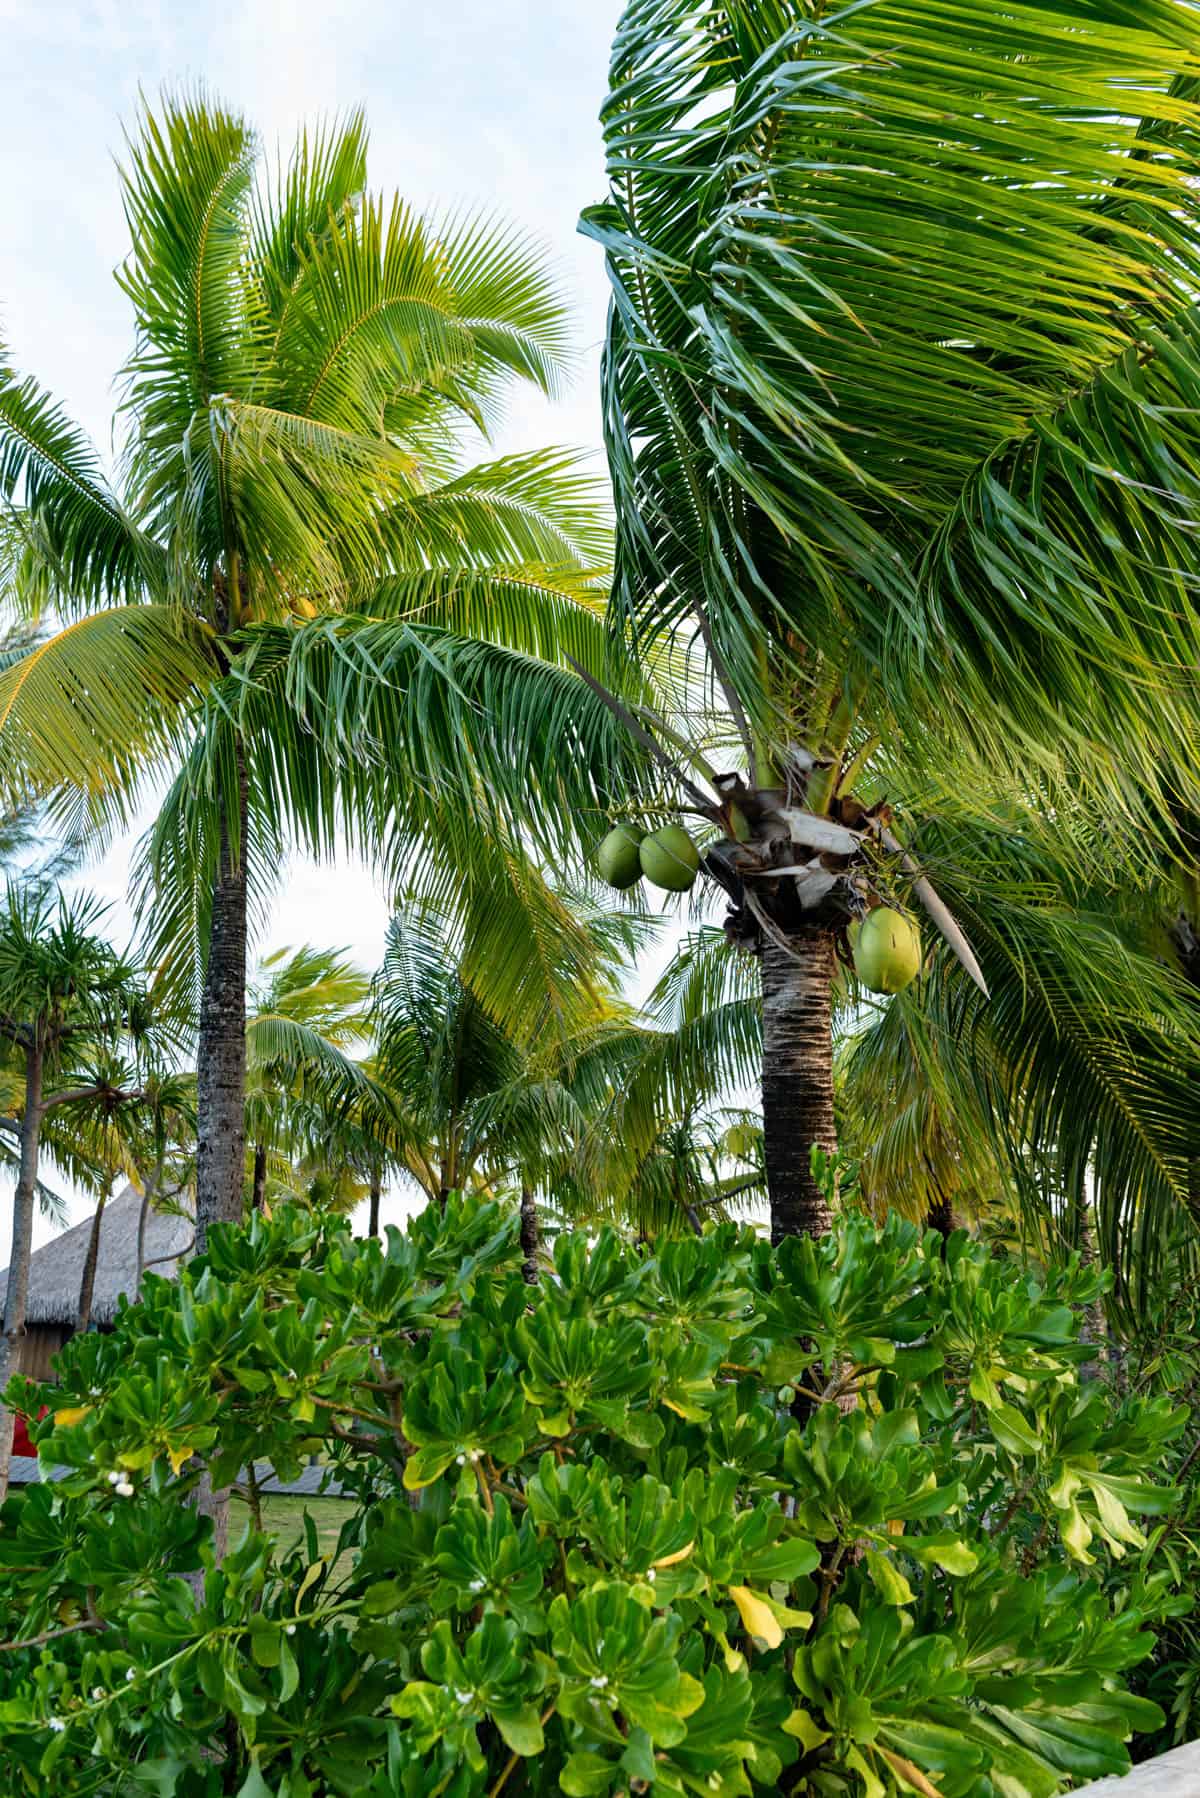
[586,0,1200,819]
[0,344,160,609]
[0,607,212,826]
[118,91,257,427]
[883,818,1200,1312]
[251,111,370,332]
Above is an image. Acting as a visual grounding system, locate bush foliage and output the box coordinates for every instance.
[0,1196,1190,1796]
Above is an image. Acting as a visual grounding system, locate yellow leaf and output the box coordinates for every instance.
[880,1747,943,1797]
[887,1517,905,1537]
[53,1405,92,1428]
[784,1708,830,1751]
[653,1540,695,1569]
[167,1443,195,1476]
[729,1584,783,1649]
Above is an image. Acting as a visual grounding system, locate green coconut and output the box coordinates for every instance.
[639,824,700,892]
[853,906,922,995]
[597,824,645,890]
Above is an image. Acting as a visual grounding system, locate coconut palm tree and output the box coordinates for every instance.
[580,0,1200,1243]
[0,888,145,1496]
[0,94,652,1251]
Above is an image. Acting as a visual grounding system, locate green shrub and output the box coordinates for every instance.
[0,1196,1188,1795]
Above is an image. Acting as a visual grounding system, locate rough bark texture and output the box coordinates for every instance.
[925,1190,955,1239]
[762,933,837,1244]
[196,750,249,1255]
[0,1041,43,1502]
[76,1187,111,1333]
[520,1185,539,1284]
[368,1171,382,1240]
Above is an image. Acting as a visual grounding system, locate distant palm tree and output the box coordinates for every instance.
[364,896,652,1253]
[0,889,143,1496]
[244,943,371,1212]
[581,0,1200,1246]
[0,95,649,1249]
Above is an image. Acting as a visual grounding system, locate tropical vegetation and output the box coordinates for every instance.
[1,0,1200,1789]
[2,1193,1195,1797]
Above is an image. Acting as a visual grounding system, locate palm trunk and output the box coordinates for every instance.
[762,933,837,1244]
[1071,1190,1106,1379]
[368,1169,382,1239]
[925,1187,955,1240]
[134,1159,163,1301]
[195,747,249,1255]
[251,1143,268,1214]
[520,1184,539,1284]
[76,1185,111,1333]
[0,1039,44,1502]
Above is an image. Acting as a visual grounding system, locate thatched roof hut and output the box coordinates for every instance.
[0,1184,192,1380]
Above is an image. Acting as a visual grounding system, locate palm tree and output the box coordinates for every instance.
[244,944,371,1211]
[0,888,143,1496]
[0,94,651,1249]
[579,0,1200,1243]
[363,894,654,1253]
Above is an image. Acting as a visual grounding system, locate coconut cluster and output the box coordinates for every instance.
[597,823,700,894]
[599,819,924,997]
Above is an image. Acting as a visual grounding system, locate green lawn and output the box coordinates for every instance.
[228,1492,355,1569]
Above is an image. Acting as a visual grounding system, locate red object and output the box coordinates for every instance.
[11,1407,48,1457]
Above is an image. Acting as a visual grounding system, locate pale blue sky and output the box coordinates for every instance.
[1,0,630,1246]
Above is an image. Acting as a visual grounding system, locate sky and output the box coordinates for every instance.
[0,0,631,1252]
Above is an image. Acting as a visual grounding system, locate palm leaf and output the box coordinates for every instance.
[586,0,1200,818]
[0,344,159,608]
[0,607,213,821]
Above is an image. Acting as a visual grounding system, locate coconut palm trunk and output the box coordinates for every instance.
[368,1169,382,1239]
[134,1159,164,1300]
[0,1038,44,1501]
[520,1184,539,1283]
[195,752,249,1254]
[251,1144,268,1214]
[761,935,837,1244]
[76,1183,111,1333]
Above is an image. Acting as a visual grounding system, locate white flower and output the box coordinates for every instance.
[47,1718,66,1733]
[468,1578,485,1593]
[91,1686,104,1701]
[285,1624,296,1636]
[455,1453,466,1467]
[115,1480,135,1498]
[590,1675,609,1691]
[468,1449,482,1464]
[645,1569,656,1584]
[106,1471,121,1486]
[454,1689,473,1706]
[124,1669,136,1683]
[89,1387,102,1398]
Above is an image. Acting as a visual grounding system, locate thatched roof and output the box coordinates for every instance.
[0,1184,193,1327]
